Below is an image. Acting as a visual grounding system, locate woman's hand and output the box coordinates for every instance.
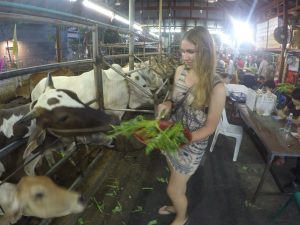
[276,109,287,119]
[156,101,172,119]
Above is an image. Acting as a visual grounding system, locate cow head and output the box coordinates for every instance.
[0,176,84,224]
[17,73,116,132]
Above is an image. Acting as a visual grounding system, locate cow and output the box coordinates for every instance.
[16,73,117,176]
[0,103,36,179]
[31,63,164,120]
[0,103,35,147]
[0,176,84,225]
[31,64,129,120]
[122,64,154,109]
[0,69,117,177]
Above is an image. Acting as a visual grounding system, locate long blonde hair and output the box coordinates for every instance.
[181,27,216,107]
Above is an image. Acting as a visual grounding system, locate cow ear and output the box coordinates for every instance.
[44,72,55,92]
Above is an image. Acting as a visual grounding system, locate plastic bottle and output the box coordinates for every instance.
[284,113,293,133]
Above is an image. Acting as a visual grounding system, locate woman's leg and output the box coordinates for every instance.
[167,162,191,225]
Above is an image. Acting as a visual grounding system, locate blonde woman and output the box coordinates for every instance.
[157,27,226,225]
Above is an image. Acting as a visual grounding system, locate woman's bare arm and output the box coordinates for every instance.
[190,82,226,142]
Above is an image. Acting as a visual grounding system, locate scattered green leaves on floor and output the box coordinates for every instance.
[77,217,84,225]
[156,176,168,183]
[112,201,123,214]
[141,187,153,190]
[105,178,120,197]
[241,166,248,171]
[91,197,105,213]
[147,219,158,225]
[132,206,143,213]
[58,151,65,158]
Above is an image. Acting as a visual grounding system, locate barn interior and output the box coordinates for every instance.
[1,1,300,225]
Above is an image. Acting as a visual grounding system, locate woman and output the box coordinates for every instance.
[156,27,225,225]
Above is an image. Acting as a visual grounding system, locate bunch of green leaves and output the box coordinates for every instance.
[109,115,157,139]
[109,115,189,155]
[274,83,295,94]
[144,122,188,154]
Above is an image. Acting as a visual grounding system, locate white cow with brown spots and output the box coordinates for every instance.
[31,64,129,120]
[0,176,84,225]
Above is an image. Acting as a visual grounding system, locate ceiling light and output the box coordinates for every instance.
[83,0,142,31]
[115,0,121,6]
[83,0,114,18]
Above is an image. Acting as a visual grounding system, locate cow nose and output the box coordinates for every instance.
[78,195,85,205]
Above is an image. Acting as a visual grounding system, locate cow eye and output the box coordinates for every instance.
[35,192,44,199]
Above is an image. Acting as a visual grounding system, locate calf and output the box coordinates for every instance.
[0,176,84,225]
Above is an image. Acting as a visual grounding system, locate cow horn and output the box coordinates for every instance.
[44,72,55,92]
[15,108,40,125]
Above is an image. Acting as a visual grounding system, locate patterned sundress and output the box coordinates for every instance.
[165,69,222,175]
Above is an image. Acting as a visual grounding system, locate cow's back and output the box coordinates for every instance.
[31,67,129,119]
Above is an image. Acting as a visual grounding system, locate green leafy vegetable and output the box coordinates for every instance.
[112,201,122,214]
[147,220,158,225]
[109,115,188,154]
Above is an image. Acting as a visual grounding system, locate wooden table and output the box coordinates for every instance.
[236,103,300,203]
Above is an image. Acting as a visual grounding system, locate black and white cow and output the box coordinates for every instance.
[0,103,34,147]
[16,73,117,176]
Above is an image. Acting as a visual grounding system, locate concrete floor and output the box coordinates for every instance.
[47,111,300,225]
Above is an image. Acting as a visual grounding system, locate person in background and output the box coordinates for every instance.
[257,55,269,80]
[225,55,235,82]
[274,88,300,167]
[216,52,226,75]
[261,79,276,93]
[246,55,258,71]
[236,56,245,71]
[277,88,300,125]
[156,27,225,225]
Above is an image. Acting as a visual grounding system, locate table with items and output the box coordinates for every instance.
[236,103,300,203]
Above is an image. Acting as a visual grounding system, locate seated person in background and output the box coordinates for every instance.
[274,88,300,167]
[277,88,300,125]
[260,79,276,92]
[239,67,257,89]
[219,72,231,84]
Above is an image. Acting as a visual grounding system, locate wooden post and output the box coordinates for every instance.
[278,0,288,83]
[55,26,61,63]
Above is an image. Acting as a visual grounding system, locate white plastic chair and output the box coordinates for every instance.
[209,109,243,161]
